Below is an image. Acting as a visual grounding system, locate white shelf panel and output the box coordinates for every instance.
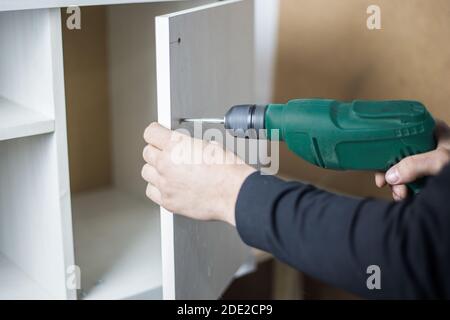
[0,253,50,300]
[0,97,54,141]
[72,188,162,300]
[0,0,179,12]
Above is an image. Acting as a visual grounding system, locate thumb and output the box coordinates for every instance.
[385,149,449,185]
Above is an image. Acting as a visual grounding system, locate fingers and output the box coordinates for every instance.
[374,172,386,188]
[385,149,450,185]
[142,142,163,204]
[141,164,160,187]
[143,122,172,150]
[391,184,408,201]
[143,144,161,166]
[146,183,162,205]
[374,119,450,200]
[382,179,407,201]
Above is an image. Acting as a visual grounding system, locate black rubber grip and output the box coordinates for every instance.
[225,104,267,138]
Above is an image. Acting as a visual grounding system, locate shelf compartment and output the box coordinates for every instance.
[72,188,162,300]
[0,96,54,141]
[0,253,50,300]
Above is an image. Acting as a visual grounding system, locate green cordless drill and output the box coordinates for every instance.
[182,99,436,193]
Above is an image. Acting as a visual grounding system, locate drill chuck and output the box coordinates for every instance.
[224,104,267,138]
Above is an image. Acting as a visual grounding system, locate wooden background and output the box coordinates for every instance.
[275,0,450,199]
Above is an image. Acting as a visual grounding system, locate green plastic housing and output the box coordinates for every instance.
[266,99,436,172]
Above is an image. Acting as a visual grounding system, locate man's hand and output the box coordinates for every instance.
[141,122,255,226]
[375,120,450,201]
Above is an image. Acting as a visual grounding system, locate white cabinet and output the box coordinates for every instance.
[0,0,255,300]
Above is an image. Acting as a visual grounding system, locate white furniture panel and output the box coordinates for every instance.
[156,0,254,299]
[0,0,179,12]
[0,135,70,299]
[0,8,74,300]
[0,253,50,299]
[0,8,59,141]
[0,9,56,118]
[0,97,54,141]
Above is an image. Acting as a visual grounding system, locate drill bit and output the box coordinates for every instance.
[181,118,225,124]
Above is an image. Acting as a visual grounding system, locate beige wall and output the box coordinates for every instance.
[275,0,450,198]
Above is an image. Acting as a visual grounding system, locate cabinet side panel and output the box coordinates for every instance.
[157,0,254,299]
[50,8,76,299]
[0,9,74,299]
[155,16,175,300]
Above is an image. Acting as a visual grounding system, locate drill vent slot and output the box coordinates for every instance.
[312,137,325,168]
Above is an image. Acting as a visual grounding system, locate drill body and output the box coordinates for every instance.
[186,98,436,192]
[224,99,436,173]
[263,99,436,171]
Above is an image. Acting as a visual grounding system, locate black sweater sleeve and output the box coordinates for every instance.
[235,164,450,299]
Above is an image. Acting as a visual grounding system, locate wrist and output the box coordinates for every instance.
[222,164,256,226]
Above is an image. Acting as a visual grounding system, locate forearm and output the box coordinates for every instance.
[235,167,450,299]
